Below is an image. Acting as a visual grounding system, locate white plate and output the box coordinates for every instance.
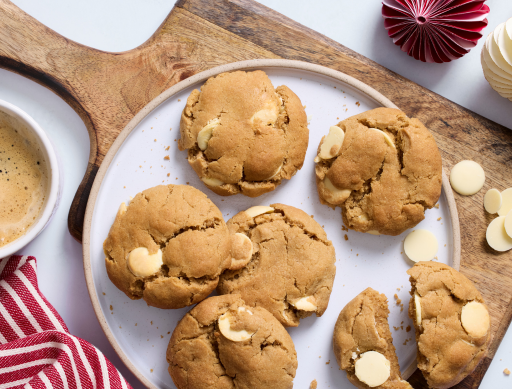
[83,60,460,389]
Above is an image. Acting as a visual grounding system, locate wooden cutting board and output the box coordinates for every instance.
[0,0,510,387]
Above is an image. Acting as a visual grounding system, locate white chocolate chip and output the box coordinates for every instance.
[118,202,127,216]
[201,177,224,187]
[498,188,512,216]
[245,206,275,218]
[352,352,358,360]
[505,210,512,238]
[414,292,422,327]
[358,213,369,222]
[218,312,255,342]
[290,296,317,311]
[238,306,253,315]
[450,160,485,196]
[127,247,163,277]
[484,188,502,214]
[367,230,380,235]
[461,301,490,338]
[486,216,512,251]
[318,126,345,160]
[404,229,438,262]
[230,233,253,270]
[323,177,351,204]
[355,351,391,387]
[267,165,282,180]
[250,101,279,126]
[197,118,220,150]
[369,128,395,148]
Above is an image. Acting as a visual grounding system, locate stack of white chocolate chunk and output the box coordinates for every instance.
[484,187,512,251]
[481,17,512,101]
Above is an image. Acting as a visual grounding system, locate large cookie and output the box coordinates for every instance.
[167,294,297,389]
[408,262,491,388]
[315,108,442,236]
[333,287,412,389]
[178,70,309,197]
[217,203,336,327]
[103,185,231,309]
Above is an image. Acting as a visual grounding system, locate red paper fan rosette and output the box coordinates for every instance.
[382,0,490,63]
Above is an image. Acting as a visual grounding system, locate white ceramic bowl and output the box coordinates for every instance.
[0,100,60,259]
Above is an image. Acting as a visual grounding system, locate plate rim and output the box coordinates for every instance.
[82,58,461,388]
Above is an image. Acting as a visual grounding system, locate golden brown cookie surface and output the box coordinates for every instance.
[315,108,442,236]
[217,203,336,327]
[333,288,413,389]
[167,295,297,389]
[408,262,491,389]
[103,185,231,309]
[179,70,309,197]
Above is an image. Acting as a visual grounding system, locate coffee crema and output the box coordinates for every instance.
[0,123,48,247]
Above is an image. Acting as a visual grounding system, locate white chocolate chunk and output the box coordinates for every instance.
[118,202,127,216]
[505,210,512,238]
[367,230,380,236]
[355,351,391,387]
[218,312,254,342]
[267,165,282,180]
[245,206,274,218]
[318,126,345,160]
[352,352,358,360]
[498,188,512,216]
[414,292,422,326]
[238,306,253,315]
[250,101,279,126]
[230,233,253,270]
[201,177,224,187]
[461,301,490,338]
[323,177,351,204]
[450,160,485,196]
[197,118,220,150]
[484,188,502,214]
[127,247,163,277]
[486,216,512,251]
[290,296,317,311]
[369,128,395,148]
[404,229,438,262]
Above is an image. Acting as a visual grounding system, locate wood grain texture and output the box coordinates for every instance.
[0,0,511,387]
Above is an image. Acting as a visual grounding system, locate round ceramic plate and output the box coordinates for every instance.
[83,59,460,389]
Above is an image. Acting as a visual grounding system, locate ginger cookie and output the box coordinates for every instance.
[315,108,442,236]
[217,203,336,327]
[408,262,491,388]
[333,287,413,389]
[179,70,309,197]
[167,294,297,389]
[103,185,231,309]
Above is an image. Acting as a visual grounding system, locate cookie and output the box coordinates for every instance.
[167,294,297,389]
[315,108,442,236]
[408,262,491,388]
[179,70,309,197]
[217,203,336,327]
[103,185,231,309]
[333,288,413,389]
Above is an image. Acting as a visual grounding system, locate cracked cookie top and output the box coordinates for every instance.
[166,294,297,389]
[315,108,442,236]
[217,203,336,327]
[103,185,231,309]
[333,287,413,389]
[178,70,309,198]
[407,262,491,389]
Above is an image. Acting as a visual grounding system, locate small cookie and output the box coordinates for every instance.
[179,70,309,197]
[408,262,491,388]
[167,294,297,389]
[103,185,231,309]
[217,203,336,327]
[333,288,413,389]
[315,108,442,236]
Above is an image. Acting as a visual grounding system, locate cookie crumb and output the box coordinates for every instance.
[151,321,153,325]
[435,203,440,208]
[110,305,113,311]
[102,292,105,295]
[164,155,170,160]
[400,304,404,312]
[168,332,171,334]
[135,323,137,326]
[178,99,181,102]
[310,379,318,389]
[326,360,330,365]
[342,225,348,232]
[344,234,348,241]
[150,369,153,373]
[437,217,442,221]
[406,325,411,332]
[355,102,361,107]
[165,146,170,150]
[393,326,399,331]
[167,173,170,177]
[504,368,510,375]
[154,139,157,142]
[161,335,164,339]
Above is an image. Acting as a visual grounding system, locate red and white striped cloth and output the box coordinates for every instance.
[0,255,132,388]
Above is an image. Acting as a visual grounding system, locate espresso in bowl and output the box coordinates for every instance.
[0,100,59,258]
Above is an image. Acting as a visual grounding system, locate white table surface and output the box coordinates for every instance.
[2,0,511,387]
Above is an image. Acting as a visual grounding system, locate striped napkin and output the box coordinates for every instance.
[0,255,132,388]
